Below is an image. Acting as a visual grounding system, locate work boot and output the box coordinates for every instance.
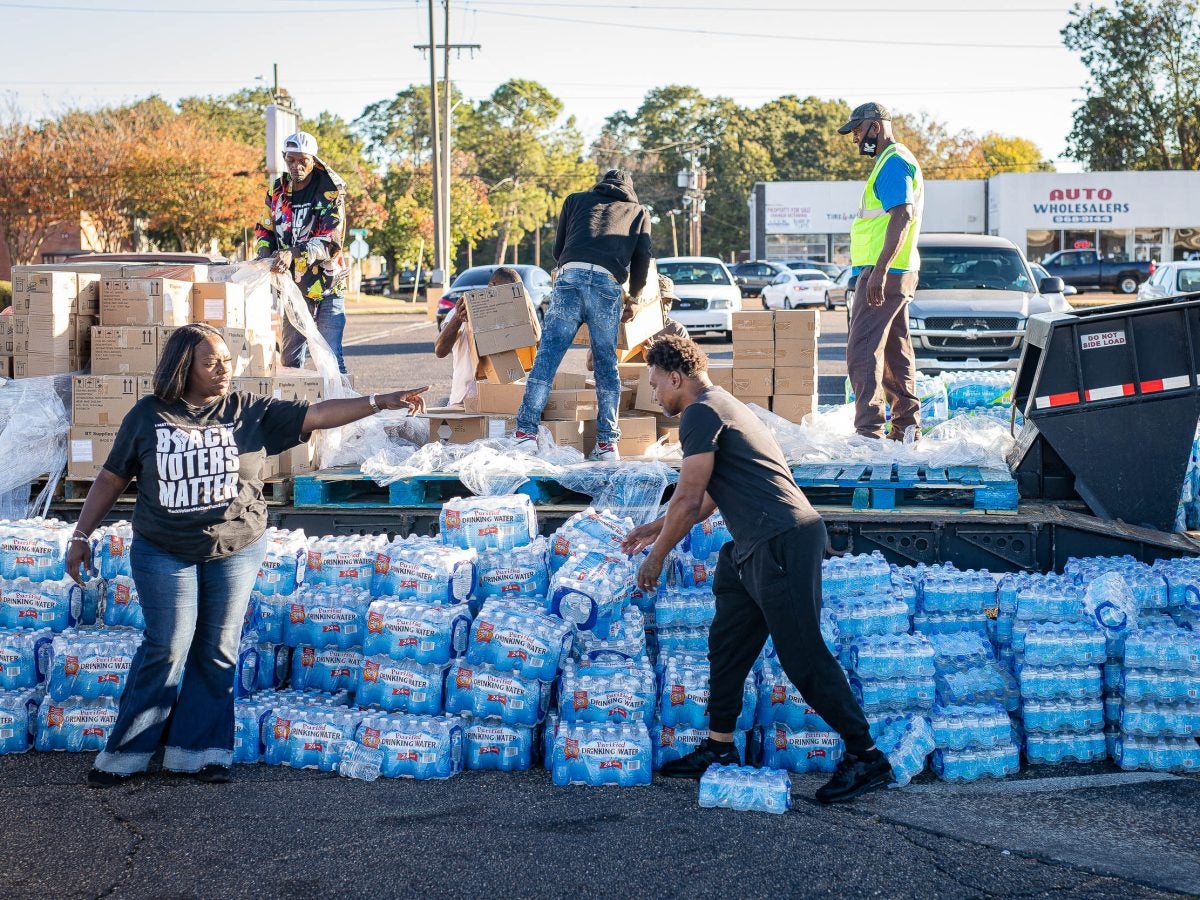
[814,749,893,803]
[193,764,232,784]
[587,442,620,462]
[87,767,133,789]
[659,738,740,779]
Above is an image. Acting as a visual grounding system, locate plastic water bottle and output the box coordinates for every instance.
[363,600,471,666]
[289,646,363,695]
[283,586,371,650]
[466,600,574,681]
[876,714,935,787]
[550,721,652,787]
[698,764,791,814]
[255,527,308,597]
[357,657,447,715]
[682,512,731,559]
[336,740,385,781]
[34,695,119,752]
[0,687,41,754]
[372,536,479,604]
[547,508,633,570]
[355,713,464,779]
[440,495,538,552]
[47,628,142,701]
[463,721,534,771]
[651,721,746,771]
[234,699,271,764]
[0,627,53,690]
[305,535,387,590]
[759,724,844,774]
[444,662,548,727]
[262,702,362,771]
[0,576,81,632]
[849,633,936,680]
[102,576,144,631]
[92,522,133,580]
[475,537,549,602]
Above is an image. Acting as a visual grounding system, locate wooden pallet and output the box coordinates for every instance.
[790,463,1019,512]
[291,467,591,509]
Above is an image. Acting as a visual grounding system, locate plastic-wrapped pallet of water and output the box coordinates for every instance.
[0,577,81,632]
[262,702,362,771]
[0,519,72,582]
[444,661,549,726]
[363,600,471,666]
[466,599,573,681]
[355,712,464,779]
[548,508,632,571]
[550,550,634,635]
[655,587,715,630]
[357,657,447,714]
[550,721,652,786]
[34,694,118,752]
[464,721,534,771]
[255,528,307,596]
[672,552,718,591]
[47,628,141,701]
[475,536,548,604]
[92,522,133,580]
[371,536,478,604]
[932,744,1019,782]
[939,371,1013,412]
[847,633,935,681]
[283,586,372,650]
[683,511,731,559]
[234,698,272,764]
[559,663,656,725]
[876,714,935,787]
[823,552,893,601]
[698,764,791,814]
[440,495,537,553]
[102,576,143,631]
[0,627,52,690]
[289,646,363,695]
[651,721,746,770]
[305,535,387,590]
[658,655,756,731]
[759,723,843,773]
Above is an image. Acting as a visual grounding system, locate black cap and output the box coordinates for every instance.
[838,102,891,135]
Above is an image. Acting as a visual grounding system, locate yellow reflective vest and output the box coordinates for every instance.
[849,142,924,271]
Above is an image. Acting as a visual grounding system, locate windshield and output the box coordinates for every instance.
[1179,268,1200,292]
[917,248,1034,292]
[658,262,732,286]
[450,267,497,289]
[795,273,824,282]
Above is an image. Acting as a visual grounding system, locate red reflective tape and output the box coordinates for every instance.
[1140,379,1165,394]
[1034,391,1081,409]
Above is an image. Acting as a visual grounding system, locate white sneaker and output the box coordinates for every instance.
[587,442,620,462]
[512,430,539,453]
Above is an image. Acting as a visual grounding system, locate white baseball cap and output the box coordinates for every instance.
[283,131,318,157]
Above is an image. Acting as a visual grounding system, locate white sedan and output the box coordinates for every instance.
[760,269,835,309]
[1138,261,1200,301]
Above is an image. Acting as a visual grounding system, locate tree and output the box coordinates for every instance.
[303,111,386,235]
[178,87,277,148]
[1062,0,1200,169]
[0,111,77,266]
[354,83,466,167]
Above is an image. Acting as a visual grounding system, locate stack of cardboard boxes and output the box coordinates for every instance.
[6,269,100,379]
[730,309,820,423]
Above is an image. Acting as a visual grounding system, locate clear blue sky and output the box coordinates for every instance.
[1,0,1090,170]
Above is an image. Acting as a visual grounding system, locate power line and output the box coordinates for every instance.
[0,0,418,12]
[462,0,1070,11]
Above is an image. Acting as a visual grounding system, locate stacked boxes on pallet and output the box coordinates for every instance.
[730,310,819,424]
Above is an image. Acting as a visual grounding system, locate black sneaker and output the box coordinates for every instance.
[659,739,741,779]
[87,767,132,789]
[815,751,894,804]
[193,764,232,784]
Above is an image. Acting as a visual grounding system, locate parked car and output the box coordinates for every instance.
[656,256,742,341]
[1028,262,1077,308]
[436,264,554,330]
[760,269,835,310]
[848,234,1072,372]
[1137,261,1200,301]
[729,260,785,298]
[1039,249,1152,294]
[360,274,392,295]
[782,258,843,279]
[825,267,853,310]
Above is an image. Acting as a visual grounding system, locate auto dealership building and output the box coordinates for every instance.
[747,170,1200,266]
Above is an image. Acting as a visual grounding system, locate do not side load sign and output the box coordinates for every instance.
[1081,330,1126,350]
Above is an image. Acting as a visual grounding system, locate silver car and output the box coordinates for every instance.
[1138,261,1200,301]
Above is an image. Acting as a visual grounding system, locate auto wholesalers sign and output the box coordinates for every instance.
[1032,186,1130,226]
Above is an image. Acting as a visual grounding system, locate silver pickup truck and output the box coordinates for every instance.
[849,233,1074,372]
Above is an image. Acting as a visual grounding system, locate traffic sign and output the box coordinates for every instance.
[350,237,370,260]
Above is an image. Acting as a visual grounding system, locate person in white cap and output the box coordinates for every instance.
[254,131,350,374]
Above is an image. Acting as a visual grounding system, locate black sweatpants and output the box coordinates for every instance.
[706,518,873,755]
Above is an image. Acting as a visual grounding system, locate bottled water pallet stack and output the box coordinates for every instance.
[843,371,1022,432]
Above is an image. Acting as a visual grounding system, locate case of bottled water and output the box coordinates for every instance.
[931,704,1012,751]
[464,721,534,771]
[0,687,41,754]
[1025,731,1108,764]
[35,694,118,752]
[444,662,548,726]
[848,633,936,681]
[655,627,709,657]
[356,713,464,779]
[682,512,730,559]
[0,519,72,582]
[305,535,387,590]
[548,508,633,571]
[289,646,363,695]
[655,587,715,630]
[939,371,1013,411]
[1021,622,1106,667]
[698,764,791,814]
[928,632,997,673]
[371,537,478,604]
[363,600,471,666]
[1120,701,1200,737]
[672,553,718,591]
[550,550,634,634]
[234,698,271,764]
[550,721,652,787]
[651,721,746,770]
[920,570,998,616]
[1122,669,1200,704]
[756,662,832,732]
[357,657,447,715]
[573,607,646,660]
[1014,575,1086,625]
[262,703,362,771]
[932,744,1020,782]
[823,553,893,601]
[476,537,549,601]
[658,655,756,731]
[466,600,574,681]
[850,673,936,713]
[559,667,656,726]
[255,528,307,597]
[1019,665,1103,701]
[1151,557,1200,612]
[913,612,990,638]
[102,576,143,631]
[252,593,285,644]
[0,627,53,689]
[935,664,1009,707]
[92,523,133,580]
[876,714,935,787]
[1023,699,1105,734]
[1123,630,1200,672]
[1114,735,1200,773]
[76,578,103,627]
[760,724,843,774]
[826,595,910,640]
[283,587,371,650]
[1,577,81,632]
[47,628,142,701]
[440,495,537,552]
[255,644,290,691]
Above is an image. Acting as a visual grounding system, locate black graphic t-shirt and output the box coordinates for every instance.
[288,177,322,248]
[104,392,310,561]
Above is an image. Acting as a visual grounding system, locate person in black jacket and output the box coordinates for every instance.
[513,169,652,461]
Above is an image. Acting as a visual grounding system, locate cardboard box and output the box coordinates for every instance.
[732,368,773,397]
[732,343,774,369]
[120,263,209,282]
[480,349,526,385]
[90,326,159,375]
[0,318,12,356]
[13,354,77,378]
[243,328,276,377]
[617,416,658,457]
[773,366,819,395]
[740,395,771,410]
[574,298,667,355]
[771,394,817,423]
[542,389,598,421]
[10,269,100,316]
[260,454,280,481]
[732,310,775,336]
[474,381,526,415]
[463,283,539,358]
[774,340,818,367]
[275,437,317,476]
[634,368,659,414]
[553,372,588,390]
[13,313,94,359]
[67,426,120,479]
[774,309,820,339]
[72,375,152,426]
[707,363,734,391]
[619,386,634,412]
[231,376,273,397]
[100,278,192,326]
[618,362,647,384]
[544,420,589,452]
[658,424,679,443]
[191,282,246,328]
[421,409,516,444]
[270,371,325,403]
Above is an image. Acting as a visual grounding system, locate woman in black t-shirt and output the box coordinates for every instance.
[67,324,428,788]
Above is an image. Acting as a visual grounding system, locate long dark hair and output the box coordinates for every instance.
[153,323,224,402]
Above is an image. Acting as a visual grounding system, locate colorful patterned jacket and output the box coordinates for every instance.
[254,164,348,302]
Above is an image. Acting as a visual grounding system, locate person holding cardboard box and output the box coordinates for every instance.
[512,169,652,461]
[66,324,427,788]
[254,131,350,374]
[621,335,891,804]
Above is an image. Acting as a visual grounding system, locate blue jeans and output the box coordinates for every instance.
[282,295,347,374]
[517,267,623,443]
[94,535,266,775]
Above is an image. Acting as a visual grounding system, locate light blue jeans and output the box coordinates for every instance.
[517,267,623,443]
[282,294,347,374]
[94,535,266,775]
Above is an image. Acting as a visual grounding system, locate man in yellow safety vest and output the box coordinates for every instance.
[840,102,924,440]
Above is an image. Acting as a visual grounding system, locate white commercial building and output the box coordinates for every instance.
[748,171,1200,265]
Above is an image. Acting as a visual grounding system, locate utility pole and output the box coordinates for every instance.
[425,0,442,284]
[443,0,452,276]
[677,147,708,257]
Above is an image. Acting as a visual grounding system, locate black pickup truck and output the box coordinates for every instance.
[1039,249,1153,294]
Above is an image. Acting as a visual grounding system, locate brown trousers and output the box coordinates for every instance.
[847,267,920,439]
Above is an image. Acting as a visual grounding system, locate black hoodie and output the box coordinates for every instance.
[553,171,652,296]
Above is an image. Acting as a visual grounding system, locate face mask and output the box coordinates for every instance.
[858,124,879,158]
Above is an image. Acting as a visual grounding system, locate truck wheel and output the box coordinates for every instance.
[1118,275,1139,294]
